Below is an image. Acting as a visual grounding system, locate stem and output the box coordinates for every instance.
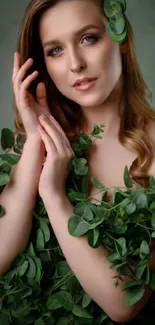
[136,223,155,232]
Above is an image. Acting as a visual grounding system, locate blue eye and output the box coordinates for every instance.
[47,34,99,57]
[83,35,98,43]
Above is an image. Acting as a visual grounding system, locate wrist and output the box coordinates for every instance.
[26,135,45,150]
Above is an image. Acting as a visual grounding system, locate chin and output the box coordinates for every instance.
[72,92,108,108]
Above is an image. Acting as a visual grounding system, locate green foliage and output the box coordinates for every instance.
[0,121,155,324]
[104,0,128,43]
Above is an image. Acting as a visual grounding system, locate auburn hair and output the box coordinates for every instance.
[13,0,155,187]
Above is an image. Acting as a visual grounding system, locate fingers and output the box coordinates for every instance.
[12,52,38,105]
[38,115,74,157]
[49,115,72,149]
[20,71,38,102]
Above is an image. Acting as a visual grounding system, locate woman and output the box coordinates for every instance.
[1,0,155,322]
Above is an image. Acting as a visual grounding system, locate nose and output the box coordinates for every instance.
[68,47,86,73]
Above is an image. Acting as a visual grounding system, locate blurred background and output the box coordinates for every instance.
[0,0,155,152]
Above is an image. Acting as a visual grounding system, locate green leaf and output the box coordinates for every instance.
[110,16,125,35]
[36,228,45,250]
[39,219,50,243]
[1,128,14,150]
[126,202,136,214]
[149,176,155,190]
[123,165,133,188]
[88,214,105,230]
[58,291,74,311]
[107,252,121,263]
[151,215,155,228]
[81,174,89,195]
[0,205,5,217]
[135,263,147,280]
[118,0,127,12]
[95,312,108,324]
[72,305,93,319]
[90,176,105,189]
[149,202,155,214]
[73,202,94,221]
[68,215,90,236]
[26,242,36,257]
[144,264,150,285]
[151,231,155,238]
[104,1,122,18]
[82,293,92,308]
[121,280,138,291]
[125,285,145,307]
[117,237,127,256]
[0,173,10,186]
[140,240,150,259]
[136,193,148,209]
[57,261,71,276]
[26,257,37,279]
[88,228,101,248]
[47,291,73,311]
[47,292,63,310]
[0,153,20,165]
[106,21,127,43]
[18,260,29,277]
[68,191,87,202]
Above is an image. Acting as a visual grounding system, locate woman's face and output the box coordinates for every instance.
[39,0,124,108]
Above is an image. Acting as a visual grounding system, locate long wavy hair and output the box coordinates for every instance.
[13,0,155,187]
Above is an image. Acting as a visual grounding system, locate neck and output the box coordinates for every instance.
[80,76,125,139]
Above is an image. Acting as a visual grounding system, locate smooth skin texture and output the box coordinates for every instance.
[0,49,50,274]
[36,0,155,322]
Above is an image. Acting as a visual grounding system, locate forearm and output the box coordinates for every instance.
[43,195,151,323]
[0,136,45,274]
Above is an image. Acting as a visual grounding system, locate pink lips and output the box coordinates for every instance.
[74,79,97,91]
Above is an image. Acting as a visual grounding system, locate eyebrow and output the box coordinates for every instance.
[43,24,102,48]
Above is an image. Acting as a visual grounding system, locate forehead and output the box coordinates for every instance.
[39,0,105,42]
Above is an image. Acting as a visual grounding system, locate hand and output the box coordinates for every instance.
[37,114,75,200]
[12,51,51,138]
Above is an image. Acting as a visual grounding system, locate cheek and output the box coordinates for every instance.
[45,59,66,86]
[105,45,122,78]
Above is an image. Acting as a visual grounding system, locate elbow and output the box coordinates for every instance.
[103,306,136,324]
[110,312,135,324]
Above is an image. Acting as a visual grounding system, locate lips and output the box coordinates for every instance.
[73,78,97,87]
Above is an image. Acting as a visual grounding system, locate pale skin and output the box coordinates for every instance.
[36,0,155,322]
[1,0,155,321]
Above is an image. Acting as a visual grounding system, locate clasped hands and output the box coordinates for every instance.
[37,114,75,202]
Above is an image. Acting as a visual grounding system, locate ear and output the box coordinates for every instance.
[120,42,128,54]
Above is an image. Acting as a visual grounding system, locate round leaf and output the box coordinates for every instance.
[68,216,90,236]
[0,173,10,186]
[140,240,150,259]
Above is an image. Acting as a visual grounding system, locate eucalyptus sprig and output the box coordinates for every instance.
[103,0,128,43]
[67,126,155,307]
[0,124,155,324]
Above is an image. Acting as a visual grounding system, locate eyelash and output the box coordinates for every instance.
[46,34,100,57]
